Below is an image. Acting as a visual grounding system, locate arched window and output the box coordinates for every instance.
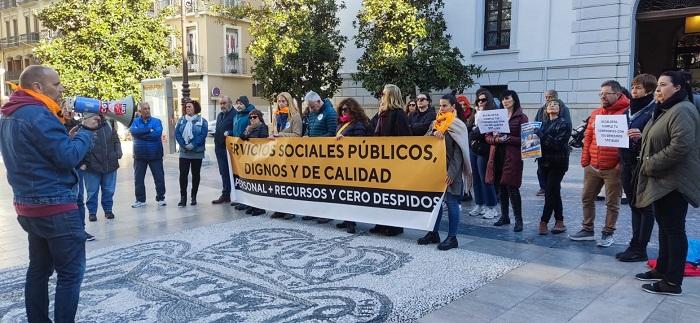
[638,0,698,13]
[484,0,511,50]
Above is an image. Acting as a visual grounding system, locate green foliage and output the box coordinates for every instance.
[217,0,346,103]
[34,0,178,100]
[354,0,484,97]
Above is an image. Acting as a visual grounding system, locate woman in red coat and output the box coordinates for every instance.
[486,90,528,232]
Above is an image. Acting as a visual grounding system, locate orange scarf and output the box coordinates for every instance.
[275,106,289,115]
[434,111,456,134]
[7,82,64,124]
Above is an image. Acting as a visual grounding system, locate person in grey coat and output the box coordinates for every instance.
[81,119,122,221]
[634,71,700,296]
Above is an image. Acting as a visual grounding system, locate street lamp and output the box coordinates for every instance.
[180,0,191,105]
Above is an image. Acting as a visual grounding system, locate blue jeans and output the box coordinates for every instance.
[215,146,231,197]
[134,159,166,202]
[17,209,86,323]
[83,170,117,214]
[470,151,497,207]
[76,170,85,226]
[433,192,461,237]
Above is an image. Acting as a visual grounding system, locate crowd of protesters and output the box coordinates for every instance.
[1,65,699,323]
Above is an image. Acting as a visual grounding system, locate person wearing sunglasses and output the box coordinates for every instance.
[534,90,572,197]
[408,92,436,136]
[237,109,270,216]
[468,89,499,220]
[405,99,417,117]
[334,98,372,233]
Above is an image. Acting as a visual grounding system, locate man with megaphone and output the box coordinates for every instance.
[0,65,100,323]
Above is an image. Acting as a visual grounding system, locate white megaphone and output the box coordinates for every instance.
[67,96,137,127]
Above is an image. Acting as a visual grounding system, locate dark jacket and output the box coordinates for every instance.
[444,132,465,195]
[0,92,94,206]
[408,107,436,136]
[619,95,655,168]
[485,108,528,188]
[370,108,411,136]
[469,125,490,157]
[214,108,235,147]
[84,120,122,174]
[275,113,289,133]
[130,116,164,161]
[536,117,571,170]
[338,120,371,137]
[304,98,337,137]
[240,122,269,140]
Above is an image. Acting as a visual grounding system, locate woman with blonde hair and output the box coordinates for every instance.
[270,92,303,137]
[369,84,411,236]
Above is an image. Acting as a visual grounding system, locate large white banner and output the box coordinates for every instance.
[227,136,448,230]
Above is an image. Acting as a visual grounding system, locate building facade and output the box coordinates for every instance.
[336,0,700,121]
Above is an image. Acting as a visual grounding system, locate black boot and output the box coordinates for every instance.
[417,231,441,245]
[190,198,197,206]
[346,222,356,234]
[178,196,187,207]
[513,214,523,232]
[437,236,458,251]
[493,216,510,226]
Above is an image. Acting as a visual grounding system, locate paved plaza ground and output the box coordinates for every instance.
[1,138,699,322]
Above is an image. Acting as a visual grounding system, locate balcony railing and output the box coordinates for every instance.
[221,57,247,74]
[167,54,205,74]
[0,0,18,10]
[0,36,19,49]
[19,32,40,44]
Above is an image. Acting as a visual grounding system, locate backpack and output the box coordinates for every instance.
[569,117,589,148]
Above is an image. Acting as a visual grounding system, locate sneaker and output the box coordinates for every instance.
[482,207,499,219]
[105,212,115,220]
[642,281,682,296]
[316,218,332,224]
[568,229,595,241]
[596,232,615,247]
[270,212,286,219]
[635,270,664,282]
[301,216,316,221]
[536,189,545,196]
[86,233,95,241]
[250,208,266,216]
[131,201,146,208]
[283,214,296,220]
[157,200,167,207]
[88,214,97,222]
[619,250,648,262]
[469,205,484,216]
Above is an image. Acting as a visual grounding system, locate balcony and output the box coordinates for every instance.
[16,0,37,4]
[154,0,199,14]
[221,56,247,74]
[0,36,19,49]
[19,32,40,44]
[167,54,205,74]
[0,0,18,10]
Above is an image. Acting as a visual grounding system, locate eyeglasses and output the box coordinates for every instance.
[598,92,617,97]
[417,98,428,102]
[250,116,259,120]
[408,103,416,106]
[341,106,349,112]
[477,98,487,103]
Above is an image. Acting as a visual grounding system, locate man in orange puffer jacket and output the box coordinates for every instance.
[569,80,629,248]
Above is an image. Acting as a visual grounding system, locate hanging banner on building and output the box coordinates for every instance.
[476,109,510,134]
[594,115,629,148]
[521,121,542,159]
[226,136,447,230]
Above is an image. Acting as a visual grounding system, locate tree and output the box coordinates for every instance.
[216,0,346,104]
[34,0,178,100]
[354,0,484,97]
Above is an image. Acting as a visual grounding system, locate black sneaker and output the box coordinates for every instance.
[316,218,332,224]
[619,250,648,263]
[234,204,248,210]
[635,270,664,282]
[283,214,296,220]
[270,212,286,219]
[88,214,97,222]
[301,216,316,221]
[250,208,266,216]
[642,281,682,296]
[336,222,348,229]
[105,212,115,220]
[616,246,634,259]
[86,233,96,241]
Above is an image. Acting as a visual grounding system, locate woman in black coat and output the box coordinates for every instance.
[535,99,571,235]
[335,98,371,233]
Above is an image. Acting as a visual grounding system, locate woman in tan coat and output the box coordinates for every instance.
[269,92,303,220]
[634,71,700,296]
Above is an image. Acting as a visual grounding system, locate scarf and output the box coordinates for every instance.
[183,115,195,144]
[629,94,654,116]
[7,82,64,124]
[428,118,473,191]
[339,115,351,123]
[434,111,456,134]
[654,90,689,121]
[275,106,289,115]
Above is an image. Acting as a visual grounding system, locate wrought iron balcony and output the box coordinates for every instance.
[19,32,40,44]
[221,56,247,74]
[0,0,18,10]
